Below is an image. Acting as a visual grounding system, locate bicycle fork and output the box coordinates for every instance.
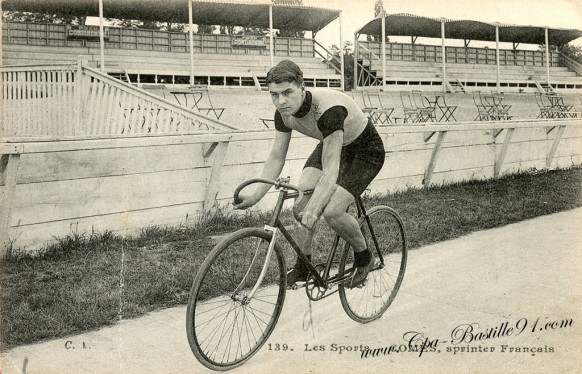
[232,225,278,305]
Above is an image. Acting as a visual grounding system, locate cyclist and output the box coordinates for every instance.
[234,60,385,288]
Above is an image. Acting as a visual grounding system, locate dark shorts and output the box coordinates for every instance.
[304,120,385,198]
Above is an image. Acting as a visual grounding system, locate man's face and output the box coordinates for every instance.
[268,81,304,116]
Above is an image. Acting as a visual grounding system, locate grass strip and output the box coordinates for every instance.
[1,167,581,350]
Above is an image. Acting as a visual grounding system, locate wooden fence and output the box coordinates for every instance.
[1,62,240,137]
[2,118,581,253]
[1,64,77,137]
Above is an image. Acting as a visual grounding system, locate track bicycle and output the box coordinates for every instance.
[186,177,407,371]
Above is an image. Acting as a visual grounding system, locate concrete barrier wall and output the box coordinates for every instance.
[1,119,581,252]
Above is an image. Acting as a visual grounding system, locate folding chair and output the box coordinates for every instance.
[188,85,225,120]
[473,91,493,121]
[434,94,457,122]
[400,91,421,123]
[535,92,553,119]
[259,118,274,128]
[400,91,431,123]
[411,90,435,122]
[361,90,394,125]
[489,92,512,120]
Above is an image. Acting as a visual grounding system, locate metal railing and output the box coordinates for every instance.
[559,53,582,77]
[356,44,382,87]
[313,40,341,74]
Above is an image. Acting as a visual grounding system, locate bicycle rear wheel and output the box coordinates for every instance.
[338,206,407,323]
[186,228,287,371]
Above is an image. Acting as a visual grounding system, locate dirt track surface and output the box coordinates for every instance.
[1,208,581,374]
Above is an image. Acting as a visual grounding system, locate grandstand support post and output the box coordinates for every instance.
[75,57,85,132]
[354,33,359,91]
[0,0,3,67]
[0,150,22,257]
[546,125,565,169]
[340,10,345,91]
[269,4,274,68]
[545,28,550,85]
[203,140,230,212]
[98,0,105,73]
[494,127,514,177]
[0,0,3,121]
[495,23,500,93]
[188,0,195,85]
[381,11,386,92]
[440,19,446,93]
[423,131,447,187]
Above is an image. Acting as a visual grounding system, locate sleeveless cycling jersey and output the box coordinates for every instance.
[274,88,368,146]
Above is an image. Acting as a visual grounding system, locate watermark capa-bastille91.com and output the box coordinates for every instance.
[361,316,574,359]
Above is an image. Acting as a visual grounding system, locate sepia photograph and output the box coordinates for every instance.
[0,0,581,373]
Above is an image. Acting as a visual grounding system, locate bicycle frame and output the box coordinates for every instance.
[268,185,331,289]
[189,177,408,370]
[236,178,385,301]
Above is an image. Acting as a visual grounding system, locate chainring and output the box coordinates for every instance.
[305,263,328,301]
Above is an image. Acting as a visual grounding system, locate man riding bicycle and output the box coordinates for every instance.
[234,60,385,288]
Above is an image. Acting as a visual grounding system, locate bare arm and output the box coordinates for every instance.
[256,130,292,197]
[234,130,291,209]
[301,130,343,228]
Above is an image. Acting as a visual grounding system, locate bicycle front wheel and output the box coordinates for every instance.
[338,206,407,323]
[186,228,287,371]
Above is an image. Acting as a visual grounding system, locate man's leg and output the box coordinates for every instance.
[322,186,366,252]
[287,167,321,286]
[323,186,373,287]
[292,167,323,253]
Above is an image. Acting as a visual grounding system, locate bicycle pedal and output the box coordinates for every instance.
[345,278,368,289]
[288,281,307,290]
[356,279,368,288]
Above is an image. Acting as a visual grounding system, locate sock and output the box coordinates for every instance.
[353,249,371,267]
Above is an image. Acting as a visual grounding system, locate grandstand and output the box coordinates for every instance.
[358,41,582,91]
[354,14,582,92]
[4,9,581,92]
[2,37,341,88]
[1,1,343,89]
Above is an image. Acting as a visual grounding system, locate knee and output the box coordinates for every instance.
[322,202,344,228]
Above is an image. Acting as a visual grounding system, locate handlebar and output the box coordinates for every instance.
[233,177,302,205]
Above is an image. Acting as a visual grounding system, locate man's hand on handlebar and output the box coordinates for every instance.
[233,192,259,210]
[233,178,301,211]
[293,206,319,231]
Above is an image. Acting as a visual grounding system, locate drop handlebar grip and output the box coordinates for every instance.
[233,178,301,205]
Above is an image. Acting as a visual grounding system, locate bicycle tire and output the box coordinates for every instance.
[338,205,407,323]
[186,228,287,371]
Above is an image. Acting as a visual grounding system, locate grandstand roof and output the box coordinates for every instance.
[356,13,582,46]
[2,0,340,32]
